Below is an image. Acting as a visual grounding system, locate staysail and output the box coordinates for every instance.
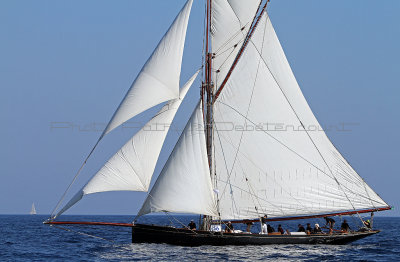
[138,101,218,217]
[211,10,388,220]
[54,72,198,218]
[102,0,193,136]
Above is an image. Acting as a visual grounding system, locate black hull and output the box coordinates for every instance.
[132,224,379,246]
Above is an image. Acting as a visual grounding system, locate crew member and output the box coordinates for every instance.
[306,223,312,233]
[225,221,234,233]
[364,219,371,229]
[277,224,285,234]
[324,216,335,234]
[245,221,253,233]
[187,220,196,230]
[267,224,275,233]
[297,224,306,232]
[341,219,351,233]
[313,223,322,234]
[261,214,268,234]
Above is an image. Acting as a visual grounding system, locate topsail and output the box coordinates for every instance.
[102,0,193,136]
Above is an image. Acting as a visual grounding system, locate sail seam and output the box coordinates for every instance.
[215,178,286,215]
[216,131,316,209]
[215,100,383,207]
[216,14,269,218]
[246,17,358,212]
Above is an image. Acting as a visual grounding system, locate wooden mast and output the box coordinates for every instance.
[201,0,267,230]
[201,0,214,231]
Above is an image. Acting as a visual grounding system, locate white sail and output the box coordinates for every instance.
[54,73,198,218]
[30,203,37,215]
[138,101,218,217]
[211,0,260,88]
[102,0,193,136]
[212,13,388,220]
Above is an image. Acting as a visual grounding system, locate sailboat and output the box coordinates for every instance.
[45,0,391,245]
[30,203,37,215]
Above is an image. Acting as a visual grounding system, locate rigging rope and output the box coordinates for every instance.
[51,224,114,242]
[50,137,102,219]
[245,29,359,215]
[163,212,198,235]
[220,7,267,206]
[213,107,312,216]
[215,101,382,207]
[214,0,268,101]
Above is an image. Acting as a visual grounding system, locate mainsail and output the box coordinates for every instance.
[54,72,198,218]
[211,8,388,220]
[138,101,218,217]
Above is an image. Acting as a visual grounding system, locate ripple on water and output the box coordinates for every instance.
[1,215,400,261]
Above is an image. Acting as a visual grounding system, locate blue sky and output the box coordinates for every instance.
[0,0,399,217]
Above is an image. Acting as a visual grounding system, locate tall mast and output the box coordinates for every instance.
[204,0,213,168]
[201,0,214,230]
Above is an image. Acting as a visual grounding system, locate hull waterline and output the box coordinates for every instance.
[132,224,378,246]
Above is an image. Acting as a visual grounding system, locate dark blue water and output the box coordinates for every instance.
[0,215,399,261]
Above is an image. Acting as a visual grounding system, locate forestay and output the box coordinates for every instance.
[138,101,218,217]
[212,12,388,220]
[53,72,198,218]
[102,0,193,136]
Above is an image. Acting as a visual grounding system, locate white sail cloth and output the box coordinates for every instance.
[54,72,198,218]
[102,0,193,136]
[213,13,388,220]
[138,101,218,217]
[211,0,261,90]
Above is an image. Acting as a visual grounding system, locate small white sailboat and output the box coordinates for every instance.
[30,203,37,215]
[45,0,391,245]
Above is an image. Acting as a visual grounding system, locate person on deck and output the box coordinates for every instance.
[297,224,306,232]
[261,214,268,234]
[306,223,312,233]
[187,220,196,230]
[245,221,254,233]
[313,223,323,234]
[364,219,371,229]
[341,219,351,233]
[277,224,285,234]
[324,216,335,234]
[267,224,275,233]
[225,221,234,233]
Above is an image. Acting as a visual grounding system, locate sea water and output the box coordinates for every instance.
[0,215,399,261]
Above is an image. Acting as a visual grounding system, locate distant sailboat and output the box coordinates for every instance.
[30,203,37,215]
[46,0,391,245]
